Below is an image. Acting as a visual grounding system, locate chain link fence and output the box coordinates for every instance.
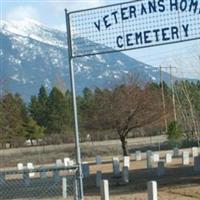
[0,166,78,200]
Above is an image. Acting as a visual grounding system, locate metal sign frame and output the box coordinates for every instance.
[64,1,199,199]
[68,0,200,58]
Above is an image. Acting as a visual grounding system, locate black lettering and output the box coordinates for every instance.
[189,0,198,13]
[170,0,178,11]
[126,33,134,46]
[94,20,101,31]
[129,5,137,18]
[153,29,160,41]
[111,11,119,24]
[158,0,165,12]
[180,0,187,11]
[182,24,189,37]
[135,32,143,44]
[162,27,170,41]
[121,7,129,20]
[171,26,179,39]
[148,0,157,13]
[141,3,147,15]
[144,30,152,43]
[116,35,124,48]
[103,15,111,29]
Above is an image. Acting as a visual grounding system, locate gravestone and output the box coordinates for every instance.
[17,163,24,170]
[165,153,172,163]
[64,157,70,166]
[147,181,158,200]
[96,155,102,165]
[153,153,160,162]
[82,162,90,178]
[27,162,35,177]
[96,171,102,188]
[68,160,74,166]
[112,157,120,177]
[56,159,63,167]
[122,166,129,183]
[192,147,199,158]
[135,151,142,161]
[157,161,165,176]
[147,152,154,169]
[173,148,180,157]
[123,156,130,168]
[62,177,67,198]
[194,156,200,172]
[182,151,190,165]
[100,180,109,200]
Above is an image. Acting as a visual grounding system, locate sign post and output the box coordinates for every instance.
[65,9,84,200]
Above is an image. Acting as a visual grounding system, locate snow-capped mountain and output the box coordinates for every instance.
[0,19,171,101]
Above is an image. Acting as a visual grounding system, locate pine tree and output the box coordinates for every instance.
[45,87,68,135]
[24,117,45,145]
[0,93,27,147]
[29,85,48,127]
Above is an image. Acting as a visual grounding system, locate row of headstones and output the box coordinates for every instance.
[95,147,199,164]
[0,157,76,186]
[100,179,158,200]
[95,149,200,185]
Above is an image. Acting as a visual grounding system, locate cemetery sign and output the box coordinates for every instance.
[68,0,200,57]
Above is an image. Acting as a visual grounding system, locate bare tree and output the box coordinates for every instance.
[94,76,164,156]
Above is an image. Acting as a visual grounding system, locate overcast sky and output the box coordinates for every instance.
[1,0,200,79]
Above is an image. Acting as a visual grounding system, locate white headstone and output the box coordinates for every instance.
[165,153,172,163]
[100,180,109,200]
[96,155,102,165]
[68,160,74,166]
[147,181,158,200]
[147,150,153,158]
[82,162,90,178]
[27,162,35,177]
[122,166,129,183]
[112,157,120,177]
[62,177,67,198]
[157,161,165,176]
[135,151,142,161]
[123,156,130,168]
[194,156,200,172]
[192,147,199,158]
[17,163,24,170]
[182,151,190,165]
[147,154,153,169]
[56,159,63,167]
[173,148,180,157]
[96,171,102,188]
[64,157,70,166]
[153,153,160,162]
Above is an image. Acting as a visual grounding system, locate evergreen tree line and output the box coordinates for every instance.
[0,80,200,149]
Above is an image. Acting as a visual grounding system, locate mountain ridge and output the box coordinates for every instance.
[1,19,172,101]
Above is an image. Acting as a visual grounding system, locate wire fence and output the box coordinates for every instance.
[0,166,78,200]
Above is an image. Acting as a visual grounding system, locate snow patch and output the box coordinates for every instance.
[11,74,20,82]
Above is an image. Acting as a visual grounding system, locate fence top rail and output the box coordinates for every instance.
[0,165,79,175]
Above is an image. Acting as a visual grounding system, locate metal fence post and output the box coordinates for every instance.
[64,9,84,200]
